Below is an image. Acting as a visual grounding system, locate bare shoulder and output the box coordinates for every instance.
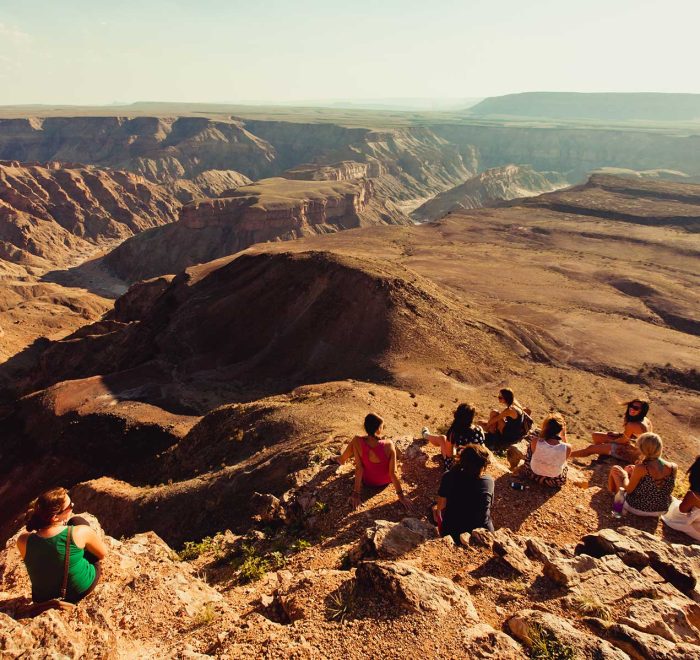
[71,524,93,546]
[16,531,29,547]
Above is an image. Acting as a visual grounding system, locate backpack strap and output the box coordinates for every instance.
[60,526,72,600]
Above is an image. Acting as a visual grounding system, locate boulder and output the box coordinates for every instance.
[586,618,700,660]
[470,528,495,548]
[507,609,627,659]
[580,527,700,597]
[355,518,437,560]
[249,492,286,524]
[461,622,526,658]
[492,529,534,575]
[355,560,478,618]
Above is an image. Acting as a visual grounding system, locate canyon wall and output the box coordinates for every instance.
[412,164,569,221]
[104,177,411,282]
[0,160,179,268]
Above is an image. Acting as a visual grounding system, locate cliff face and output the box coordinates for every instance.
[0,160,180,268]
[431,124,700,180]
[283,160,385,181]
[0,117,273,183]
[104,177,411,282]
[412,164,569,222]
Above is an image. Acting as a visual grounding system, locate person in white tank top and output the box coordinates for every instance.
[522,413,572,488]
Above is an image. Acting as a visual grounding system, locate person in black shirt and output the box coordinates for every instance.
[433,444,495,543]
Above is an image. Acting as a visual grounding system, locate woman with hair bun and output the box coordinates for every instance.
[608,432,676,517]
[571,398,652,462]
[16,487,107,605]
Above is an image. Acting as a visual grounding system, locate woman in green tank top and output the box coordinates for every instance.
[16,487,108,604]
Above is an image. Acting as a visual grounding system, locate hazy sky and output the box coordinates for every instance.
[1,0,699,105]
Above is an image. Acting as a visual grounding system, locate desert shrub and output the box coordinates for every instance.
[572,595,612,621]
[527,624,575,660]
[326,579,357,623]
[193,602,217,626]
[178,535,222,561]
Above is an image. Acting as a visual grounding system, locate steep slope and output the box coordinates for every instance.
[469,91,700,121]
[412,165,569,221]
[103,177,412,282]
[0,160,180,268]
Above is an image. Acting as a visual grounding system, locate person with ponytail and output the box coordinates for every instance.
[422,403,485,471]
[341,413,413,512]
[433,444,495,543]
[519,413,571,488]
[16,487,107,605]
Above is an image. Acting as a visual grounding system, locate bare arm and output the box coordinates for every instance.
[679,490,700,514]
[336,440,354,465]
[625,465,646,495]
[16,533,29,560]
[350,438,363,509]
[83,528,108,560]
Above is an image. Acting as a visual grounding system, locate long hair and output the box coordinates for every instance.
[447,403,476,439]
[452,444,490,479]
[25,487,68,532]
[624,399,650,423]
[688,456,700,493]
[363,413,384,437]
[499,388,515,406]
[540,413,565,440]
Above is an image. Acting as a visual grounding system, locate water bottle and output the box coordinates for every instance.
[612,487,626,518]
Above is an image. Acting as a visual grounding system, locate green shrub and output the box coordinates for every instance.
[527,624,575,660]
[326,579,356,623]
[178,536,219,561]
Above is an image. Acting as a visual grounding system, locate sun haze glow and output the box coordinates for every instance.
[1,0,699,105]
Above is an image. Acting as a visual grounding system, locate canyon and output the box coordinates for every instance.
[1,101,699,658]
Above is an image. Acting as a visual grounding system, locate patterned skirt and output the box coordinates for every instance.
[521,445,568,489]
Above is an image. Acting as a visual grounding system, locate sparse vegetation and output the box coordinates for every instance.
[326,579,357,623]
[527,624,575,660]
[178,534,225,561]
[289,538,311,553]
[193,602,218,626]
[571,595,612,621]
[236,544,270,583]
[313,501,328,514]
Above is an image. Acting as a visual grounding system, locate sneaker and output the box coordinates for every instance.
[421,427,430,439]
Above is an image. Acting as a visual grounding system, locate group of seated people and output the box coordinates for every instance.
[15,389,700,611]
[338,389,700,544]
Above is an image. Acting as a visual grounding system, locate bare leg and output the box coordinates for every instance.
[592,432,621,445]
[483,410,500,434]
[571,443,614,458]
[608,465,629,493]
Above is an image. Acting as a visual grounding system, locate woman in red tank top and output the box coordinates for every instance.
[342,414,412,511]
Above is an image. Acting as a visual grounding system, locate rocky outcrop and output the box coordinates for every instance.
[355,560,479,617]
[283,160,385,181]
[103,177,411,282]
[411,164,568,222]
[0,515,236,658]
[0,160,179,268]
[353,518,438,560]
[507,609,628,659]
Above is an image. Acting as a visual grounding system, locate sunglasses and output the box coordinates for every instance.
[628,404,642,411]
[59,500,74,514]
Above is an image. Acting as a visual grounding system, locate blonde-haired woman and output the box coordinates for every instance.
[608,432,676,517]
